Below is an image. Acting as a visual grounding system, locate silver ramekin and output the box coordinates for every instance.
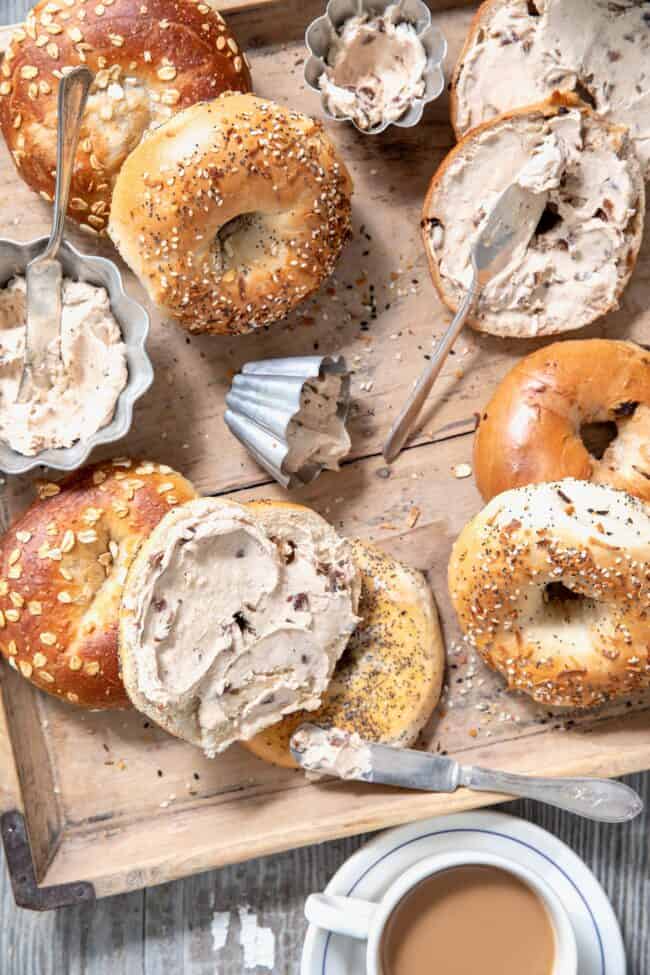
[305,0,447,135]
[224,354,351,488]
[0,236,153,475]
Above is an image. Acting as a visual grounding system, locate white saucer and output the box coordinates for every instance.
[301,810,625,975]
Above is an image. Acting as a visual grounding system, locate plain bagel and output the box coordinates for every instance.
[0,0,252,233]
[421,96,645,339]
[108,93,353,335]
[451,0,650,178]
[0,458,196,709]
[244,532,445,769]
[449,479,650,708]
[475,340,650,503]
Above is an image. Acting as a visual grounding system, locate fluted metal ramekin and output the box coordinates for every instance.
[224,355,351,488]
[0,236,153,475]
[305,0,447,135]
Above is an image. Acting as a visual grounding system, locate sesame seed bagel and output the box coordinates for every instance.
[108,93,353,335]
[244,527,445,769]
[449,479,650,709]
[0,458,196,709]
[475,340,650,503]
[0,0,251,234]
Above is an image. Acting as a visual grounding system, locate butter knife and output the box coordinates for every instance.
[290,724,643,823]
[16,67,92,403]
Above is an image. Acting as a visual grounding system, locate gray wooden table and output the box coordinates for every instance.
[0,1,649,972]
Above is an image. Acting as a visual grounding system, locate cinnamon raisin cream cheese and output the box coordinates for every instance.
[319,4,427,130]
[285,372,351,476]
[291,725,372,780]
[452,0,650,177]
[0,277,127,455]
[422,103,645,338]
[119,498,361,755]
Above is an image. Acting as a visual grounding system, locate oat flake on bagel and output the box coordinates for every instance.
[449,479,650,708]
[0,0,252,233]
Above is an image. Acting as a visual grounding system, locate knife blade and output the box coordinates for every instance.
[290,724,643,823]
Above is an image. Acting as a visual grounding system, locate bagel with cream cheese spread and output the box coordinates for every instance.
[118,497,361,755]
[422,96,644,339]
[451,0,650,178]
[244,530,445,769]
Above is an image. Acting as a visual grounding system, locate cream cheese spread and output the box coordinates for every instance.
[291,725,372,780]
[0,276,127,455]
[454,0,650,176]
[284,372,351,476]
[424,108,641,338]
[319,3,427,131]
[122,499,361,756]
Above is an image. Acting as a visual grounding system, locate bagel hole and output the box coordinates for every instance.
[580,420,618,459]
[574,79,597,110]
[535,203,562,236]
[543,582,584,605]
[214,212,276,272]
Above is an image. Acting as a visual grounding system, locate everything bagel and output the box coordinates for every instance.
[475,340,650,503]
[449,479,650,708]
[108,93,353,335]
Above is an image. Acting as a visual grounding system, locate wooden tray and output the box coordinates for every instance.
[1,0,650,906]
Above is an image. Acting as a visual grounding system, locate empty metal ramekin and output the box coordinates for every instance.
[0,236,153,475]
[305,0,447,135]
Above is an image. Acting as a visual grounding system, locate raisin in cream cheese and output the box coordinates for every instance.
[424,108,643,338]
[119,498,361,755]
[319,3,427,131]
[0,276,127,455]
[453,0,650,177]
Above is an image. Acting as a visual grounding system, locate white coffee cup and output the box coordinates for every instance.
[305,850,577,975]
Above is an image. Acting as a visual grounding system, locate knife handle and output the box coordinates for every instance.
[460,765,643,823]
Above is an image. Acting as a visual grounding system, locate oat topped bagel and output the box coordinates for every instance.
[108,93,353,335]
[0,458,196,709]
[0,0,252,233]
[449,479,650,708]
[451,0,650,177]
[475,340,650,503]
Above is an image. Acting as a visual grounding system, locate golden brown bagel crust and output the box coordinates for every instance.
[0,458,196,709]
[108,94,353,335]
[0,0,251,233]
[449,0,488,138]
[243,523,445,769]
[449,479,650,708]
[475,340,650,503]
[421,93,644,338]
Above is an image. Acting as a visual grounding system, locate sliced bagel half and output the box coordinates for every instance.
[243,529,445,769]
[451,0,650,179]
[422,95,644,339]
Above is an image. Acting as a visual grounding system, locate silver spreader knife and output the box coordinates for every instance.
[383,181,547,463]
[17,67,93,403]
[290,725,643,824]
